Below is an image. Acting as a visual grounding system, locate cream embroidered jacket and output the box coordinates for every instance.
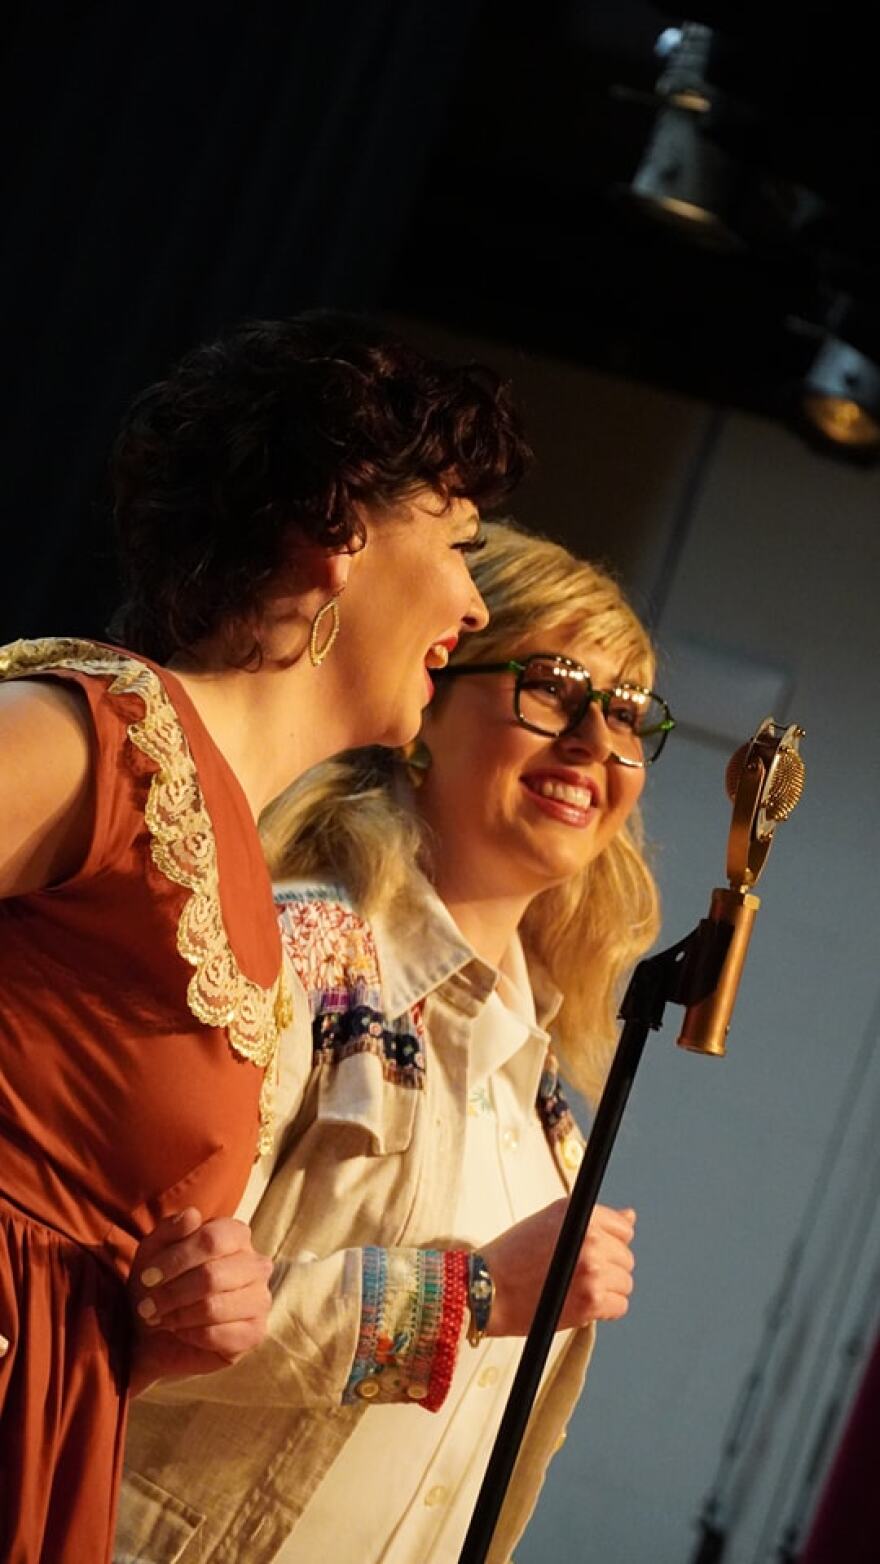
[116,876,594,1564]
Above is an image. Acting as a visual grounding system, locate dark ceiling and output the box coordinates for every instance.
[389,2,880,427]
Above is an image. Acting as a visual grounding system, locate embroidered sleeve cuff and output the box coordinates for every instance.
[343,1247,468,1413]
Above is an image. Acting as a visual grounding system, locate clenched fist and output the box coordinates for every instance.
[128,1208,274,1395]
[480,1199,636,1336]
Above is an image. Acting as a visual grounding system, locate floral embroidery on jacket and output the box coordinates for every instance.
[537,1049,586,1180]
[537,1050,578,1143]
[277,895,380,1015]
[315,1004,426,1088]
[276,890,427,1089]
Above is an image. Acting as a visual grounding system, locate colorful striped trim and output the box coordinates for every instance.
[343,1246,468,1412]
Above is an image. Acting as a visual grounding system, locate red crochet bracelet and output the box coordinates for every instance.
[424,1251,468,1411]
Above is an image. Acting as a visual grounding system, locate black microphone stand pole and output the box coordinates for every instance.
[457,915,735,1564]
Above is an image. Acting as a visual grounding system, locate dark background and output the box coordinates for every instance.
[3,0,878,643]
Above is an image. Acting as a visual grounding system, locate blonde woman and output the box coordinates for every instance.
[117,520,673,1564]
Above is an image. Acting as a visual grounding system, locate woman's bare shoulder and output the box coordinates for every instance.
[0,679,96,896]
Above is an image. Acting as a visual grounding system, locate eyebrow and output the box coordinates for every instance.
[561,657,631,687]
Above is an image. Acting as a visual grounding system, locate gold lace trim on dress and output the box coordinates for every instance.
[0,636,292,1154]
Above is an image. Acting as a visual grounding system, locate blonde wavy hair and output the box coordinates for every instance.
[261,519,661,1104]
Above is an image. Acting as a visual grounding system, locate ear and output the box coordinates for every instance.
[283,543,354,600]
[325,547,353,596]
[269,537,358,604]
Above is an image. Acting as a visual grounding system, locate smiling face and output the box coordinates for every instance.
[328,487,489,748]
[416,631,647,904]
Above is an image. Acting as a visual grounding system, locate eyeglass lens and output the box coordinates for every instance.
[517,657,667,762]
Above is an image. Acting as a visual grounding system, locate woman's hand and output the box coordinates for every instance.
[128,1208,274,1395]
[480,1198,636,1337]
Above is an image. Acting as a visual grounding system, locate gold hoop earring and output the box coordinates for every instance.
[308,595,341,667]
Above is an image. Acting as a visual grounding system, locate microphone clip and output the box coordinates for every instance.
[619,919,734,1033]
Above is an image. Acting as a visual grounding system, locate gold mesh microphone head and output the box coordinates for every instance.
[725,741,806,821]
[765,746,806,820]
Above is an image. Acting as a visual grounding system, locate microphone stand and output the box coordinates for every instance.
[457,914,735,1564]
[457,717,804,1564]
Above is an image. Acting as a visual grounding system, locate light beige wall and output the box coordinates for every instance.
[383,312,712,603]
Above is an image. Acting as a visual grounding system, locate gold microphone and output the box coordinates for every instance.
[677,719,806,1057]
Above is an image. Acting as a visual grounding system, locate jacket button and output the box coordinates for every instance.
[0,1334,9,1359]
[356,1377,380,1399]
[562,1135,584,1170]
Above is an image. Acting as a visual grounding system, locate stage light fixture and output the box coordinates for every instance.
[620,20,822,255]
[801,336,880,453]
[622,23,746,250]
[627,106,747,252]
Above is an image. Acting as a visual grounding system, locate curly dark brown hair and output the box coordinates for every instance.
[110,311,531,663]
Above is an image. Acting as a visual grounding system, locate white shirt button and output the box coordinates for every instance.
[501,1126,520,1152]
[478,1365,500,1387]
[562,1134,583,1170]
[424,1485,449,1508]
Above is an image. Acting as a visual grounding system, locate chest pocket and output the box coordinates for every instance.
[313,1000,426,1155]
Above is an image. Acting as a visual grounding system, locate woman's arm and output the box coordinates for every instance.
[0,681,95,896]
[129,1200,636,1411]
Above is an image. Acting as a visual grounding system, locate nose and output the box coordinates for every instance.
[461,581,490,633]
[556,700,614,764]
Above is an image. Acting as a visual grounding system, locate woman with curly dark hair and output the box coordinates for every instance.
[0,311,529,1564]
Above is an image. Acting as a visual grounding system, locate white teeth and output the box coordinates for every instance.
[531,779,593,808]
[428,643,450,668]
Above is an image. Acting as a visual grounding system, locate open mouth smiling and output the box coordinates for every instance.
[521,770,600,824]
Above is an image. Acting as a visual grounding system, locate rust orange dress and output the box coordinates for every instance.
[0,638,290,1564]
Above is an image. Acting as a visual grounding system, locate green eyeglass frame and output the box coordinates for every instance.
[432,654,676,768]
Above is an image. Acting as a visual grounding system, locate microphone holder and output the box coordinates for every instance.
[457,914,735,1564]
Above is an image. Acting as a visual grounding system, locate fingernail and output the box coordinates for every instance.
[140,1266,164,1288]
[137,1298,158,1321]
